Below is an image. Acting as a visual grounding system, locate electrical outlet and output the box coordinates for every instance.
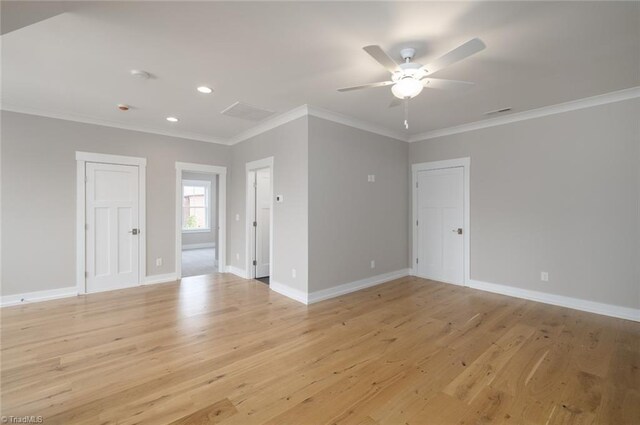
[156,258,162,267]
[370,260,375,269]
[367,174,376,182]
[292,268,297,278]
[235,214,240,221]
[541,271,549,282]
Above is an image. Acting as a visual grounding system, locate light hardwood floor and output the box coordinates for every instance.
[1,274,638,424]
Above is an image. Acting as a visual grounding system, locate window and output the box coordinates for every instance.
[182,180,211,231]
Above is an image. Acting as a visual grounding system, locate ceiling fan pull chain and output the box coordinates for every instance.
[404,98,409,129]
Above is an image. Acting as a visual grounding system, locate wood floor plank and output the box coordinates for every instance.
[167,398,238,425]
[443,324,536,403]
[1,274,638,424]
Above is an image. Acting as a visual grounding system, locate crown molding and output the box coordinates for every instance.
[1,103,229,146]
[3,101,408,147]
[227,104,409,145]
[5,86,638,148]
[227,104,309,145]
[306,105,409,142]
[408,86,640,142]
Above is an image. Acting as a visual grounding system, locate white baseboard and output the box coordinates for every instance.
[226,266,248,279]
[467,279,640,322]
[182,242,216,250]
[142,273,178,286]
[307,268,411,304]
[1,286,78,307]
[270,280,309,304]
[1,274,178,307]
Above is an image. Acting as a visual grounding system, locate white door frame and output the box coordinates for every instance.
[76,151,147,294]
[175,162,227,278]
[245,157,274,280]
[411,157,470,285]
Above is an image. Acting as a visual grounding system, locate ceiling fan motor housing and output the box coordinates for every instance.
[400,47,416,61]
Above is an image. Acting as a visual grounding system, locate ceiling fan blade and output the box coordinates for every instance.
[337,81,394,92]
[423,78,475,90]
[363,45,399,73]
[423,38,486,75]
[388,98,401,108]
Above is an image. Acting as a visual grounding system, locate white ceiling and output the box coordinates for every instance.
[2,1,639,144]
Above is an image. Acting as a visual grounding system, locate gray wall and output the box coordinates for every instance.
[228,116,308,293]
[409,98,640,309]
[308,116,409,292]
[181,171,217,247]
[1,111,230,296]
[4,99,638,310]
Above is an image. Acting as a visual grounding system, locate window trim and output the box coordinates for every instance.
[182,179,211,232]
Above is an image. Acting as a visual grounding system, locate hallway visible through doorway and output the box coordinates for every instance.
[181,247,217,278]
[180,170,219,278]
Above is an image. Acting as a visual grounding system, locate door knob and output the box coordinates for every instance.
[452,228,462,235]
[128,228,139,235]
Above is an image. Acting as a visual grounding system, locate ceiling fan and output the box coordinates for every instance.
[338,38,486,129]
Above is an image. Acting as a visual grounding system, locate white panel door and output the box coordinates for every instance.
[416,167,464,284]
[255,168,271,278]
[86,162,140,293]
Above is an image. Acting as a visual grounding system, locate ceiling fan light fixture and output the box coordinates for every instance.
[392,77,423,99]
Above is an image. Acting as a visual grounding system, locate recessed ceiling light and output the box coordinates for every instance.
[197,86,213,94]
[166,116,179,122]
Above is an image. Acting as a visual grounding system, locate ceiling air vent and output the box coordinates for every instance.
[484,107,512,116]
[220,102,275,121]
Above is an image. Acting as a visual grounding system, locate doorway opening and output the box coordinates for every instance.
[246,157,273,284]
[175,163,227,279]
[180,174,217,277]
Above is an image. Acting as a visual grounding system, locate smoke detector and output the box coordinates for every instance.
[130,69,151,79]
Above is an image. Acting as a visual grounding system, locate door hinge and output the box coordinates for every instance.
[85,223,88,230]
[416,182,418,188]
[253,221,257,227]
[416,220,418,226]
[85,176,88,183]
[85,271,88,277]
[416,258,419,264]
[252,260,257,266]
